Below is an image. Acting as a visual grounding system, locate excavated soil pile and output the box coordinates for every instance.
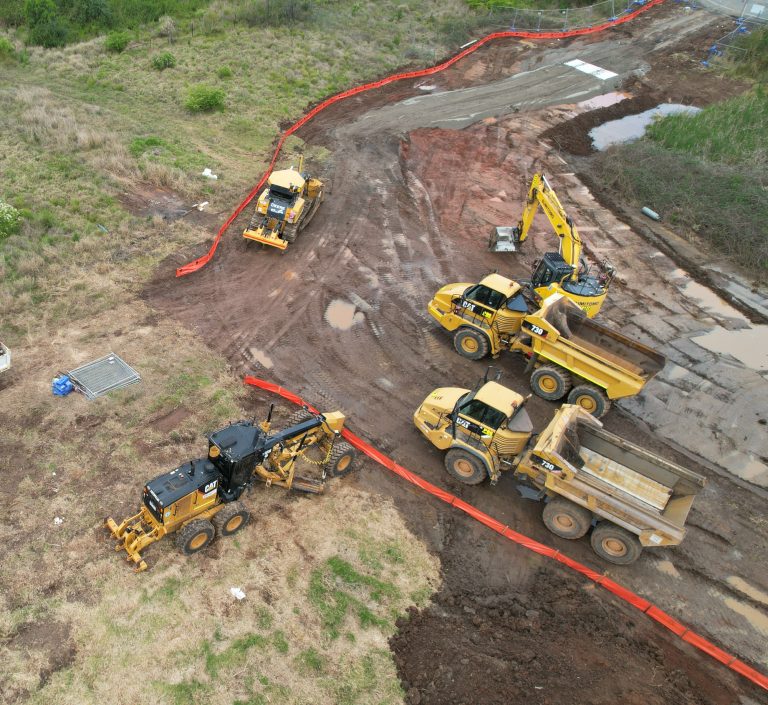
[390,569,740,705]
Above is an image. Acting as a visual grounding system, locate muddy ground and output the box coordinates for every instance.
[147,5,767,704]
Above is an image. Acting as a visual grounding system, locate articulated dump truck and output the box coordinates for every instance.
[414,381,706,564]
[428,274,665,416]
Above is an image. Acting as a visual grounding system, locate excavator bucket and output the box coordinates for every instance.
[489,226,520,252]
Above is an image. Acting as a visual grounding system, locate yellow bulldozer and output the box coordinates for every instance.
[489,173,615,318]
[414,375,706,565]
[243,156,324,250]
[105,406,356,572]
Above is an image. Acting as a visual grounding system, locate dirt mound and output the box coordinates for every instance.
[391,569,740,705]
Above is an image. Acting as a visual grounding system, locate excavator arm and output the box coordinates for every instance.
[513,173,583,278]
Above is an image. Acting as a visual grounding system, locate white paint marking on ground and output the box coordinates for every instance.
[564,58,618,81]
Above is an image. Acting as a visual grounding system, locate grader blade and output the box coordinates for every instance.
[290,476,325,494]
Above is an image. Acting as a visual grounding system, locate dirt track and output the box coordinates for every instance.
[147,5,767,703]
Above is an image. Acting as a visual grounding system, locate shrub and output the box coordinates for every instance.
[157,14,176,39]
[74,0,112,25]
[105,30,130,53]
[29,19,68,47]
[216,65,232,79]
[24,0,56,27]
[0,202,22,239]
[0,37,14,58]
[151,51,176,70]
[185,84,225,113]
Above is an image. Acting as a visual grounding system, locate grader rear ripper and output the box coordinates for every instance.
[105,407,357,571]
[242,156,324,250]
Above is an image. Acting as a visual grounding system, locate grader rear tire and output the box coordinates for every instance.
[590,523,643,565]
[567,384,611,418]
[542,498,592,540]
[327,441,358,478]
[530,365,572,401]
[176,520,215,555]
[444,449,488,485]
[453,328,490,361]
[286,408,316,426]
[213,501,250,537]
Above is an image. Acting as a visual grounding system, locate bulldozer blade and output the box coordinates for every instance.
[291,476,325,494]
[489,226,519,253]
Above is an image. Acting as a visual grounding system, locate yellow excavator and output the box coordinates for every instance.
[105,406,356,571]
[489,173,614,318]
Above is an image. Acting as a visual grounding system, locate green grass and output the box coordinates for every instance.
[645,89,768,166]
[592,139,768,270]
[309,557,400,639]
[185,84,226,113]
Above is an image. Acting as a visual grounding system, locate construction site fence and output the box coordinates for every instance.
[175,0,665,277]
[242,375,768,693]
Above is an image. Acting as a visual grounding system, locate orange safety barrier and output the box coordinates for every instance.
[177,0,666,277]
[242,374,768,693]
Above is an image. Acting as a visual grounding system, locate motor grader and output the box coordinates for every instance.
[243,156,324,250]
[489,173,614,318]
[413,376,705,565]
[105,406,357,572]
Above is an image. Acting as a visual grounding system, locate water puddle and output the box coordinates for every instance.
[692,327,768,372]
[678,277,749,323]
[654,559,681,579]
[723,597,768,636]
[577,91,629,111]
[727,576,768,607]
[325,299,365,331]
[589,103,701,150]
[249,348,274,369]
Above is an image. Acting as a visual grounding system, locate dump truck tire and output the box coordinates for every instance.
[327,441,357,478]
[213,501,250,537]
[530,364,572,400]
[453,328,490,361]
[176,520,215,555]
[590,522,643,565]
[444,449,488,485]
[567,384,611,417]
[542,497,592,539]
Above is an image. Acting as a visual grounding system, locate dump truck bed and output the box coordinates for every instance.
[517,407,705,546]
[520,297,665,399]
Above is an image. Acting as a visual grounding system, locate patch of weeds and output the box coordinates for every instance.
[359,539,404,573]
[271,630,289,654]
[0,201,21,239]
[233,697,267,705]
[309,557,399,638]
[185,84,225,113]
[129,135,168,158]
[216,65,233,79]
[295,647,324,675]
[256,606,273,630]
[203,633,267,678]
[154,576,182,603]
[105,30,131,53]
[152,51,176,70]
[157,679,208,705]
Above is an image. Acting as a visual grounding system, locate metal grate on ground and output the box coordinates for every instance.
[68,353,141,400]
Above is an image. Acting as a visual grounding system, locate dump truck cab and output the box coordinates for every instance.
[414,380,534,485]
[428,273,530,359]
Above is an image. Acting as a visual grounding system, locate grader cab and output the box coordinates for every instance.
[105,407,357,572]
